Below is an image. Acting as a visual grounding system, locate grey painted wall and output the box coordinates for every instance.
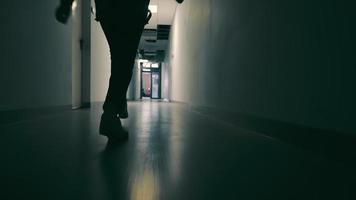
[81,0,92,106]
[161,62,171,101]
[72,0,83,109]
[166,0,356,133]
[0,1,72,111]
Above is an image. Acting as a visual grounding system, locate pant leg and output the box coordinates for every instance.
[99,6,147,114]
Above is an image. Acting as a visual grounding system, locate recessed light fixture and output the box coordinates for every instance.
[152,63,159,68]
[149,5,158,13]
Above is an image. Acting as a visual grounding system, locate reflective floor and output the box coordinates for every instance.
[1,102,355,200]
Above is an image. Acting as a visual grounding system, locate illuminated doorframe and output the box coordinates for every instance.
[140,62,161,99]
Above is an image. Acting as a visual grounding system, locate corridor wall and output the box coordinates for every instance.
[166,0,356,133]
[0,1,72,111]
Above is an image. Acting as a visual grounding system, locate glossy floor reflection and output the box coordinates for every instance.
[1,102,355,200]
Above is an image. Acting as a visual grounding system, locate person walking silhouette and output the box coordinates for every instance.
[55,0,184,141]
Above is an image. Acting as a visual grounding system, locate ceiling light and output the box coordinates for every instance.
[149,5,158,13]
[72,0,78,10]
[140,59,149,63]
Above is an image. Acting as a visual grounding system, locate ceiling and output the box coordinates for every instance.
[145,0,178,29]
[138,0,178,57]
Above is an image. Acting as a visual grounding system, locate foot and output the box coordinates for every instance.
[118,101,128,119]
[99,113,128,141]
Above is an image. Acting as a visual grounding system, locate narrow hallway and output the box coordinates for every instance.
[1,0,355,199]
[1,102,355,200]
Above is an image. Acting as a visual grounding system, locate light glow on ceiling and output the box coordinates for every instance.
[149,5,158,13]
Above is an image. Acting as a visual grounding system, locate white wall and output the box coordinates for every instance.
[0,1,72,111]
[166,0,356,133]
[90,0,111,102]
[127,60,141,100]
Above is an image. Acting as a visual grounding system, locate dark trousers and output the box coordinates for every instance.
[96,1,148,114]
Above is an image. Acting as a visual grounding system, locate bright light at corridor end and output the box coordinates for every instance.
[149,5,158,13]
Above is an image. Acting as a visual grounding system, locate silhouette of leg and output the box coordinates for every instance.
[100,7,147,117]
[97,3,148,139]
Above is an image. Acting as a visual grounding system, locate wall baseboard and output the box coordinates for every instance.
[0,105,72,125]
[72,102,91,110]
